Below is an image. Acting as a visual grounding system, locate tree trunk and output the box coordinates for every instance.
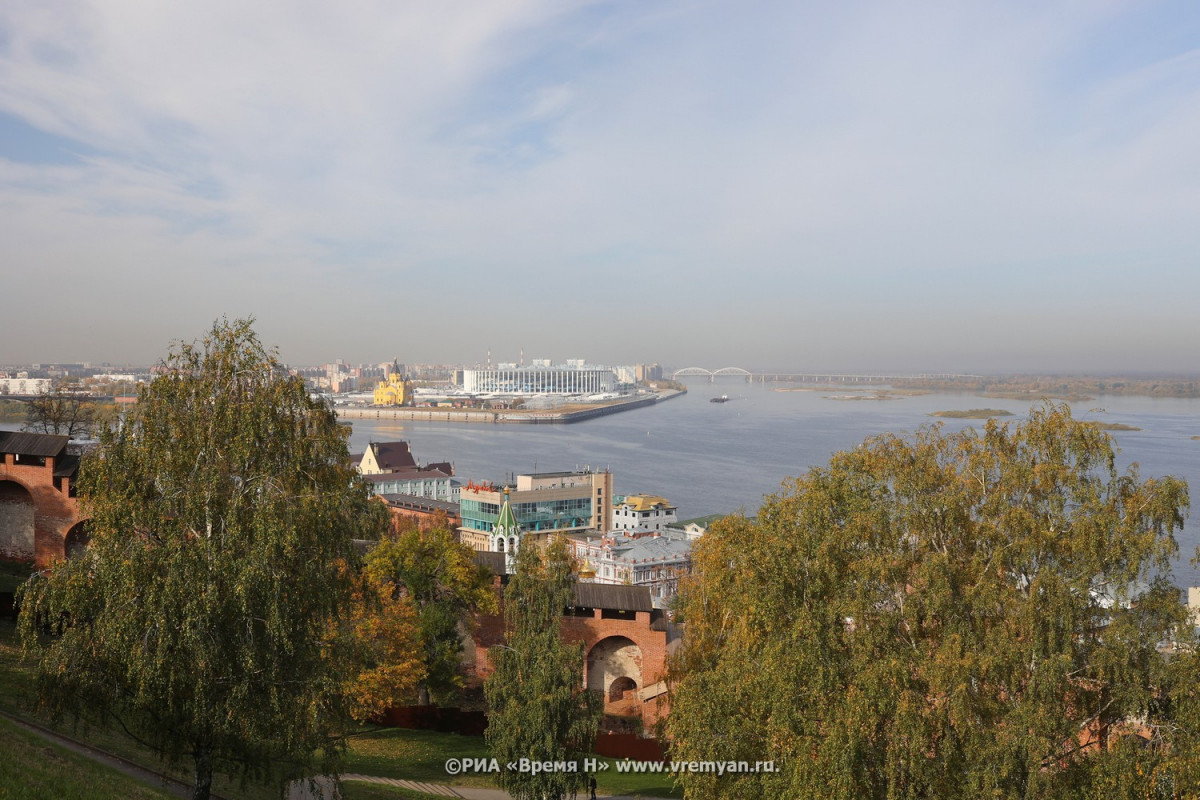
[418,682,431,706]
[192,746,213,800]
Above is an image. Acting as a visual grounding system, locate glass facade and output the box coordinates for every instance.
[461,496,593,534]
[462,367,615,395]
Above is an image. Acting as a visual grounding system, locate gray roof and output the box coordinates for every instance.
[53,454,81,478]
[597,534,692,564]
[378,493,460,514]
[0,431,69,458]
[473,551,509,575]
[364,468,453,483]
[667,513,726,529]
[572,582,653,612]
[468,557,654,612]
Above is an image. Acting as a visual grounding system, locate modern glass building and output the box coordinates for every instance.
[458,470,613,551]
[460,496,594,535]
[462,365,615,395]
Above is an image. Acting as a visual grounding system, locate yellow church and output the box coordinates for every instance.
[373,369,414,406]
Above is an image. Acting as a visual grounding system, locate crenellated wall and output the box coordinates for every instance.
[0,452,82,567]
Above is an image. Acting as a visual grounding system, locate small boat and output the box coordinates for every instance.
[710,395,730,403]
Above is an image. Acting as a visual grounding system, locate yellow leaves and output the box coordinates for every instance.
[344,569,425,722]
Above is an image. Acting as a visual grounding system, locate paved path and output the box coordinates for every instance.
[4,709,665,800]
[297,773,667,799]
[1,709,194,798]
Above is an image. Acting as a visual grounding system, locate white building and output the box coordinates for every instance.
[363,470,460,502]
[664,514,725,541]
[613,494,677,534]
[462,364,615,395]
[570,531,692,607]
[0,377,52,394]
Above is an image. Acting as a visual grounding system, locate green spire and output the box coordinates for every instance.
[495,486,520,537]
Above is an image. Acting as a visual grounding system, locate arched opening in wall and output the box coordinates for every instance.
[0,481,35,561]
[65,520,91,559]
[609,675,637,702]
[586,636,642,701]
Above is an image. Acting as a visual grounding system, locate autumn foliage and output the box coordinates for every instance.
[667,404,1193,799]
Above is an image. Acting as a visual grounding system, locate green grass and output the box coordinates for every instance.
[3,622,680,798]
[0,714,177,800]
[0,620,280,800]
[344,727,492,787]
[343,727,681,798]
[0,619,34,717]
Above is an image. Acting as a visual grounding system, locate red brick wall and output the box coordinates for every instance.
[468,601,671,731]
[0,454,81,568]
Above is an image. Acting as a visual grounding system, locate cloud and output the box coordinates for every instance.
[0,1,1198,370]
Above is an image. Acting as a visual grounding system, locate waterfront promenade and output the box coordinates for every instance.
[336,389,684,425]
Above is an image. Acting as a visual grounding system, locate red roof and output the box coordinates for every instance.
[369,441,417,471]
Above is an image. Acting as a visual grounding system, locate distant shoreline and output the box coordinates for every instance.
[334,389,685,425]
[890,375,1200,400]
[930,409,1014,419]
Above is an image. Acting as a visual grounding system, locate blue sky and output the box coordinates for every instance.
[1,1,1198,372]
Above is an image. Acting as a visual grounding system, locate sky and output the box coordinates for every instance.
[1,1,1198,373]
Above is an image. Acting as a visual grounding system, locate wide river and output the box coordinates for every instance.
[346,379,1200,588]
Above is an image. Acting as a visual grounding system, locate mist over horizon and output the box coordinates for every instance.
[2,3,1198,373]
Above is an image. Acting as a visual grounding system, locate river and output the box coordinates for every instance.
[346,378,1200,588]
[6,380,1198,586]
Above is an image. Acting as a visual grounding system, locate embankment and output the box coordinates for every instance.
[336,389,685,425]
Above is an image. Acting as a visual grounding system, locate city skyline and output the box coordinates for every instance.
[2,3,1198,373]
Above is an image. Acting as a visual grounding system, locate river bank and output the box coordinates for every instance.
[335,389,685,425]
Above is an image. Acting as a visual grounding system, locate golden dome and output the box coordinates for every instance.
[578,558,597,580]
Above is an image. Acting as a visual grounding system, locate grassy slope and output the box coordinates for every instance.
[3,621,679,798]
[0,620,278,800]
[0,714,176,800]
[344,727,681,798]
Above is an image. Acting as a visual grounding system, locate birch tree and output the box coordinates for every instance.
[485,538,600,800]
[19,319,385,800]
[667,404,1191,800]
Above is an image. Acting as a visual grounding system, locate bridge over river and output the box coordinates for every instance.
[670,368,981,384]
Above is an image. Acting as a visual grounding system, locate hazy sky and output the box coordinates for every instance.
[1,2,1198,373]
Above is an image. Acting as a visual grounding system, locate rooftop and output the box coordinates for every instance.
[616,494,674,512]
[0,431,69,458]
[377,493,460,515]
[364,468,454,483]
[367,441,417,471]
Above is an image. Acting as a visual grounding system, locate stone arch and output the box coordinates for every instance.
[64,520,91,559]
[608,675,637,702]
[0,480,35,561]
[586,636,642,698]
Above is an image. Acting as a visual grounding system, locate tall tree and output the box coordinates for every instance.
[667,404,1191,800]
[18,319,385,800]
[365,518,498,706]
[344,559,426,722]
[485,538,600,800]
[23,382,99,438]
